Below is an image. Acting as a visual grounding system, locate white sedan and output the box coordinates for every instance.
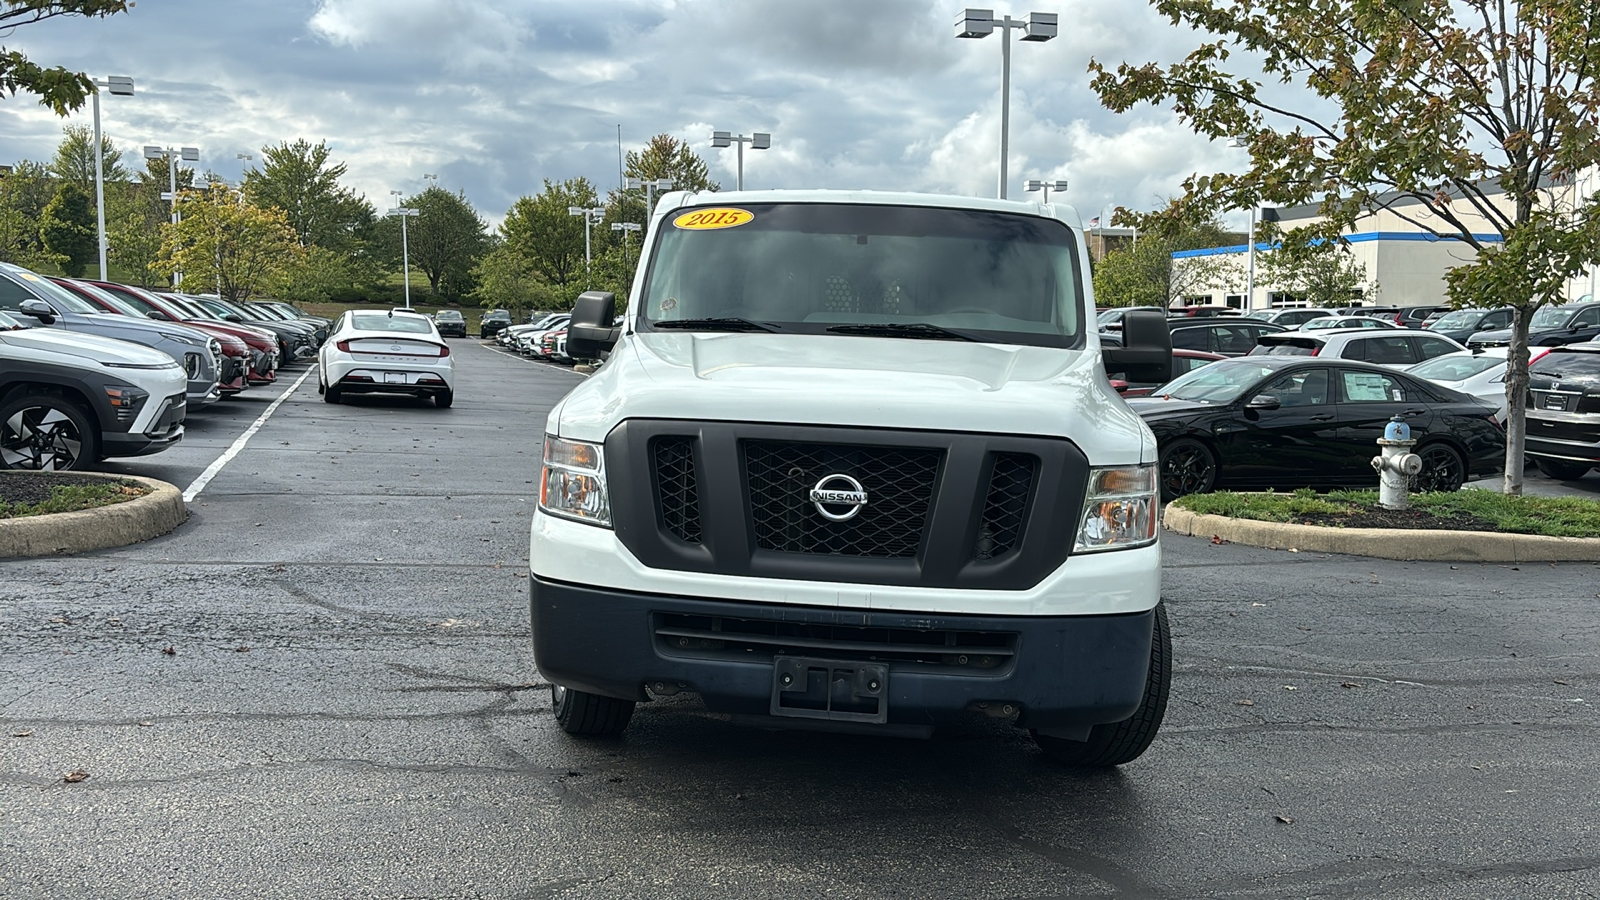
[1405,347,1526,421]
[318,309,455,407]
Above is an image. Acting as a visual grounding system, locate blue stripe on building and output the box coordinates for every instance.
[1171,231,1505,259]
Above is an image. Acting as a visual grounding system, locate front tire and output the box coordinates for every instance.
[1033,603,1171,767]
[552,684,635,736]
[0,393,99,471]
[1412,442,1467,493]
[1535,457,1594,481]
[1159,437,1217,502]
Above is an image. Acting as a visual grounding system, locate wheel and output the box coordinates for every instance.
[1412,442,1467,493]
[1535,457,1594,480]
[323,385,342,404]
[434,389,453,408]
[316,375,326,395]
[1159,437,1217,501]
[1033,603,1170,767]
[0,392,99,471]
[552,684,635,736]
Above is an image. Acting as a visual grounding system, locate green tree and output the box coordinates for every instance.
[1092,213,1233,307]
[0,2,130,115]
[472,242,556,318]
[606,134,720,234]
[378,186,487,299]
[501,177,601,290]
[267,245,365,304]
[244,139,373,252]
[49,123,129,187]
[1257,243,1375,308]
[39,180,95,276]
[157,187,304,301]
[1090,0,1600,493]
[0,160,59,267]
[106,209,162,287]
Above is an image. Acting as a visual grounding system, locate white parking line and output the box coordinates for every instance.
[182,365,318,502]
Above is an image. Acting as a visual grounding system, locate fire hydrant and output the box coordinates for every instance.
[1371,416,1422,510]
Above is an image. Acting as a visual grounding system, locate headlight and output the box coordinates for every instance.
[1074,465,1159,553]
[539,436,611,527]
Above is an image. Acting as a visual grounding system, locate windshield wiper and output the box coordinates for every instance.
[652,317,780,333]
[825,322,977,342]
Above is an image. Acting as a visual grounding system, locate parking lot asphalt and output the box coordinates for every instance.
[2,339,1597,899]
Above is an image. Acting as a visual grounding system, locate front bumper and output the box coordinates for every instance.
[530,577,1155,731]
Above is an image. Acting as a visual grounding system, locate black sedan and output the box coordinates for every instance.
[1126,357,1505,501]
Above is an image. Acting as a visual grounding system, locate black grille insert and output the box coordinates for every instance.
[651,436,702,544]
[974,453,1037,560]
[744,440,941,558]
[654,612,1017,673]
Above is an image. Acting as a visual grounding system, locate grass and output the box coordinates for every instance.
[0,482,150,520]
[1174,488,1600,538]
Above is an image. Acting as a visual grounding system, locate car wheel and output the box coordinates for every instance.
[1033,602,1170,767]
[0,393,99,471]
[323,385,342,404]
[1159,437,1217,502]
[1412,442,1467,493]
[1534,458,1594,480]
[434,389,453,409]
[552,684,635,736]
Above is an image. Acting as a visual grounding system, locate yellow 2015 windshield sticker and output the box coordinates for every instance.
[673,208,753,230]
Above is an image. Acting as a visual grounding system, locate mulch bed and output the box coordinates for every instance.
[0,472,135,506]
[1289,505,1504,532]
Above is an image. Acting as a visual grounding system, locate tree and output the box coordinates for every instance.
[381,186,487,299]
[39,180,95,275]
[605,134,720,234]
[106,209,162,287]
[1257,243,1375,308]
[1092,214,1234,307]
[0,160,59,267]
[267,246,365,304]
[49,123,129,187]
[501,177,601,290]
[472,242,555,318]
[156,187,304,301]
[0,2,130,115]
[243,139,373,252]
[1090,0,1600,494]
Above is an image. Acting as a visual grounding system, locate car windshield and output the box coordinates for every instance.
[1300,317,1341,330]
[640,203,1084,348]
[1153,360,1285,402]
[191,297,245,319]
[1531,306,1576,329]
[162,294,209,318]
[352,312,433,334]
[1429,310,1480,329]
[64,280,146,316]
[1407,353,1504,381]
[1241,310,1273,320]
[436,311,463,320]
[1531,350,1600,378]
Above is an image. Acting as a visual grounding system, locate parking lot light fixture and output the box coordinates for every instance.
[92,75,134,281]
[144,144,200,286]
[1024,178,1068,202]
[567,206,605,286]
[387,191,421,309]
[625,177,674,232]
[610,221,641,252]
[955,9,1057,200]
[709,131,771,191]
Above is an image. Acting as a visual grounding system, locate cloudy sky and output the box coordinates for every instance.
[2,0,1250,230]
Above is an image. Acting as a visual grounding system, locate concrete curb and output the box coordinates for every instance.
[0,473,188,559]
[1163,503,1600,562]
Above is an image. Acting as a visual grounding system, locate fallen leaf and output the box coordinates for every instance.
[1237,699,1255,706]
[62,770,89,783]
[1341,682,1362,689]
[234,646,251,653]
[161,646,176,656]
[1211,534,1229,545]
[13,729,33,738]
[1275,815,1294,825]
[1554,679,1571,686]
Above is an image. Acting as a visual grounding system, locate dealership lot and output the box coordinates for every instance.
[2,339,1597,899]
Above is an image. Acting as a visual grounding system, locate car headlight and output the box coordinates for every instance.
[539,436,611,527]
[1074,465,1159,553]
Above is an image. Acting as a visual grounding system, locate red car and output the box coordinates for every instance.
[86,281,280,386]
[1111,349,1227,397]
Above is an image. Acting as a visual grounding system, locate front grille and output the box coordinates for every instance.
[653,612,1018,673]
[974,453,1037,560]
[743,440,941,558]
[651,436,702,544]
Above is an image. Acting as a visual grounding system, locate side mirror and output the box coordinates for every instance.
[1246,394,1282,410]
[225,314,244,323]
[146,310,170,320]
[1102,310,1172,385]
[567,291,619,359]
[18,298,56,324]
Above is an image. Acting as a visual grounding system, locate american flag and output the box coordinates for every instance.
[1089,216,1100,228]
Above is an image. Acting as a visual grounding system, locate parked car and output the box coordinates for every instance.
[1299,315,1402,331]
[0,315,187,469]
[1126,356,1504,500]
[1405,348,1521,421]
[91,283,280,386]
[1252,328,1467,368]
[1523,343,1600,480]
[175,294,317,362]
[1167,304,1241,317]
[0,263,223,408]
[1424,307,1514,344]
[241,300,329,345]
[319,309,454,407]
[1467,299,1600,350]
[1388,306,1452,328]
[1096,306,1164,332]
[433,309,468,338]
[1242,307,1336,327]
[1167,318,1286,356]
[1109,349,1225,396]
[480,309,512,338]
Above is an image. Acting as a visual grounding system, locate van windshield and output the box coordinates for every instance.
[639,203,1085,348]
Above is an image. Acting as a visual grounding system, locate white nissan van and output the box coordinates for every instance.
[530,190,1174,766]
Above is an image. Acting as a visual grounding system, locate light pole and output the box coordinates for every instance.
[626,176,674,231]
[92,75,134,281]
[610,221,641,253]
[710,131,771,191]
[955,9,1057,200]
[1024,178,1067,202]
[567,206,604,287]
[144,144,200,286]
[387,191,420,309]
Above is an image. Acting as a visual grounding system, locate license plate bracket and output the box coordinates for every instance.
[770,657,888,724]
[384,372,406,384]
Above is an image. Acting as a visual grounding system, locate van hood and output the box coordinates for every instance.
[0,325,181,367]
[550,332,1157,466]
